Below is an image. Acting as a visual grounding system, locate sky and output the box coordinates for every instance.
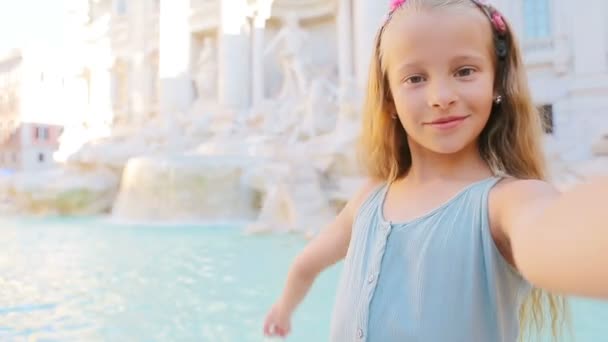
[0,0,66,54]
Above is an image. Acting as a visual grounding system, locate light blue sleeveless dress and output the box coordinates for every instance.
[329,177,532,342]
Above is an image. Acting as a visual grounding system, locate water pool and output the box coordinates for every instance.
[0,218,606,341]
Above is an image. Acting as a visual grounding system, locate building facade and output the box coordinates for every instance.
[0,50,64,171]
[0,0,605,168]
[495,0,608,161]
[100,0,607,160]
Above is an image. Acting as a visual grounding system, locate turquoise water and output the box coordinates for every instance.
[0,217,606,341]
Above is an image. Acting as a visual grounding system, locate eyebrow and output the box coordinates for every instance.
[450,55,486,64]
[395,54,487,73]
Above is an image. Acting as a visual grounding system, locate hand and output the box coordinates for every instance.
[263,302,292,338]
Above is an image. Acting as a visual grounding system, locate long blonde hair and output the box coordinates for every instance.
[357,0,568,339]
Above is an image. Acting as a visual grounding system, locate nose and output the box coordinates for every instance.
[427,78,458,109]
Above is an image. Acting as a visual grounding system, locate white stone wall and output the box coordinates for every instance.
[96,0,608,160]
[551,96,608,161]
[20,147,57,170]
[504,0,608,161]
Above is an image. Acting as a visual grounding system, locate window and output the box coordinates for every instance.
[115,0,127,14]
[539,104,554,134]
[34,126,50,141]
[524,0,551,40]
[38,152,45,163]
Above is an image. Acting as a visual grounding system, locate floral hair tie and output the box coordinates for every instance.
[470,0,509,59]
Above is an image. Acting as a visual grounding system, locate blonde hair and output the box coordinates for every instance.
[357,0,568,340]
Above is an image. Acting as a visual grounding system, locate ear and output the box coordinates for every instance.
[492,85,503,99]
[384,89,397,116]
[492,85,500,98]
[383,101,398,120]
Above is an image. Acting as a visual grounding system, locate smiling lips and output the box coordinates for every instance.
[425,115,469,130]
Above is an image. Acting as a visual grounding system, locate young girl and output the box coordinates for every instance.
[263,0,608,340]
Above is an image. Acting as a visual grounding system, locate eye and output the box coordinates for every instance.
[455,67,476,77]
[404,75,426,84]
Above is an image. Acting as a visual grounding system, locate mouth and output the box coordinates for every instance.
[425,115,469,129]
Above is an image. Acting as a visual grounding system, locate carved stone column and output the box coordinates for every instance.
[337,0,354,89]
[129,0,150,123]
[552,0,570,75]
[252,2,272,106]
[353,0,389,88]
[158,0,193,116]
[571,0,606,75]
[218,0,252,111]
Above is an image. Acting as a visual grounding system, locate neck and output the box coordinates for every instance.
[404,139,493,184]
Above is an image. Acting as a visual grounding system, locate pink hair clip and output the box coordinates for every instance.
[389,0,407,12]
[491,12,507,33]
[471,0,508,35]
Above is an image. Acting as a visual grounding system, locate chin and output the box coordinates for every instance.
[431,146,467,155]
[426,140,472,155]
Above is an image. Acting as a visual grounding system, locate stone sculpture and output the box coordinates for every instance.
[194,37,218,102]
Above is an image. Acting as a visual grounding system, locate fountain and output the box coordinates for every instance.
[2,2,605,236]
[112,154,257,223]
[79,9,362,233]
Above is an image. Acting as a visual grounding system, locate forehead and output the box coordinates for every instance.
[382,7,494,70]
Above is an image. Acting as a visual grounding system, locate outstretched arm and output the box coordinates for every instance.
[263,178,382,337]
[496,176,608,298]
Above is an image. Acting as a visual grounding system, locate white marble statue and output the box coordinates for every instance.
[289,76,339,142]
[265,12,310,101]
[194,37,218,101]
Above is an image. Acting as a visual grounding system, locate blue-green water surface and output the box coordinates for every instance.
[0,218,606,341]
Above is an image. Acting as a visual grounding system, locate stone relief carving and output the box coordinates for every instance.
[194,37,218,101]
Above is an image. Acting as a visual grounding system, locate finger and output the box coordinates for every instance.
[268,323,279,336]
[263,321,272,336]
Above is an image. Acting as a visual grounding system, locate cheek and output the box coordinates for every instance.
[393,89,426,125]
[477,93,495,121]
[463,82,494,118]
[480,75,495,104]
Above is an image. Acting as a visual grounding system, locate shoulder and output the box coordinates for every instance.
[342,178,385,218]
[489,177,559,212]
[351,178,385,207]
[329,177,385,236]
[489,177,560,246]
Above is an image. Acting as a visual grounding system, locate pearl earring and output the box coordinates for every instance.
[494,95,503,104]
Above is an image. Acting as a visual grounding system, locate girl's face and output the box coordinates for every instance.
[383,7,496,155]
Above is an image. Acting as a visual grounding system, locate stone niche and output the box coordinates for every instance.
[592,134,608,156]
[262,11,339,99]
[190,30,219,104]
